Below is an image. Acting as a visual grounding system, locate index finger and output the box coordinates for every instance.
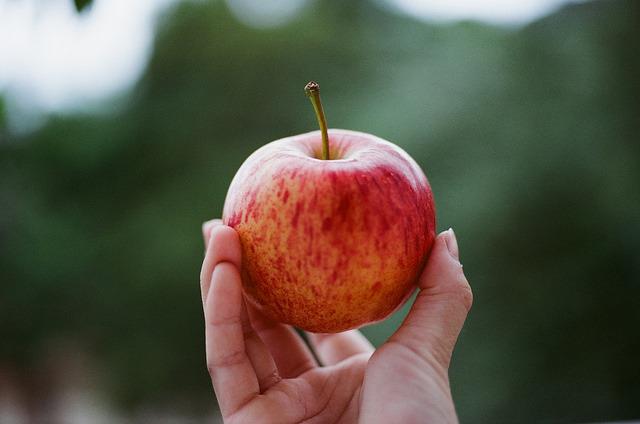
[205,261,259,417]
[202,219,222,248]
[200,224,241,305]
[200,225,260,417]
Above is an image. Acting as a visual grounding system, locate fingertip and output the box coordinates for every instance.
[432,230,461,264]
[202,219,222,245]
[200,224,242,302]
[434,229,460,263]
[443,228,459,261]
[418,230,467,291]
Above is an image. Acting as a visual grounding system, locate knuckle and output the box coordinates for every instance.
[452,278,473,312]
[217,261,241,282]
[441,269,473,312]
[207,349,245,372]
[208,314,241,328]
[214,260,233,274]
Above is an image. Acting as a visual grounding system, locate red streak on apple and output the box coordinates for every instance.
[223,129,435,333]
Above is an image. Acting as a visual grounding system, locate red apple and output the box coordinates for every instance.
[222,83,436,333]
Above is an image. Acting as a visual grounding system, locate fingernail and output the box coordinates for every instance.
[444,228,459,261]
[202,220,219,248]
[202,220,213,232]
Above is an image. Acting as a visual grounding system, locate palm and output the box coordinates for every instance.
[231,352,368,423]
[235,345,454,424]
[201,221,470,423]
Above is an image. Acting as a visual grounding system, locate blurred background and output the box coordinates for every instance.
[1,0,638,422]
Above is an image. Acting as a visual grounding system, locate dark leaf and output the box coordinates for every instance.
[73,0,92,13]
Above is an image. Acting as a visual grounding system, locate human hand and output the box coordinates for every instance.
[200,220,472,423]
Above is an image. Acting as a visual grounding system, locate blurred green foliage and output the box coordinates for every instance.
[73,0,92,13]
[1,0,639,422]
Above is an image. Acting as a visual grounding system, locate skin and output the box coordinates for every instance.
[201,220,472,423]
[222,129,436,332]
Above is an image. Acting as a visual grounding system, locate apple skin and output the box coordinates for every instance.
[222,129,436,333]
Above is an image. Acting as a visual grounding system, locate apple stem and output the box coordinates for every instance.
[304,81,330,160]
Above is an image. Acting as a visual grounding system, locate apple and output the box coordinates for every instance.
[222,82,436,333]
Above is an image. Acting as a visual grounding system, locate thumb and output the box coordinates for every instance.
[388,228,472,369]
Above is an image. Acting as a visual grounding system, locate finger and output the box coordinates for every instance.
[201,224,280,391]
[239,299,282,391]
[205,262,259,417]
[200,225,241,305]
[202,219,222,249]
[307,331,374,366]
[388,228,473,369]
[247,303,317,377]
